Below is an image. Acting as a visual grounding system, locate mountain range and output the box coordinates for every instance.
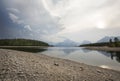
[81,40,91,44]
[54,39,79,47]
[97,36,120,43]
[53,36,120,47]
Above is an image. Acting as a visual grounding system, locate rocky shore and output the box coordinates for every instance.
[0,49,120,81]
[84,46,120,52]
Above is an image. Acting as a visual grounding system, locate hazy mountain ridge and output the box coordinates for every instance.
[81,40,91,44]
[97,36,120,43]
[54,39,79,47]
[80,36,120,47]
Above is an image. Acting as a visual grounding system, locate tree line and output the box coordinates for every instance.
[0,39,49,46]
[109,37,120,47]
[80,37,120,47]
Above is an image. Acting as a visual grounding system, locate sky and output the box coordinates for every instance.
[0,0,120,44]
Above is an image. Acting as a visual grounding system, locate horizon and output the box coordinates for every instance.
[0,0,120,44]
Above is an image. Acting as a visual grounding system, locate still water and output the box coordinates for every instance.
[1,47,120,71]
[38,47,120,71]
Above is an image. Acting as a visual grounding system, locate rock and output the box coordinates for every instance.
[54,63,59,66]
[0,49,120,81]
[80,67,84,71]
[97,70,102,73]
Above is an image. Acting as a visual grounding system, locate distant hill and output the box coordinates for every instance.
[0,39,49,46]
[54,39,79,47]
[97,36,120,43]
[80,36,120,47]
[81,40,91,45]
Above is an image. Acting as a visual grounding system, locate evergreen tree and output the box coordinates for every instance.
[109,39,112,43]
[114,37,120,47]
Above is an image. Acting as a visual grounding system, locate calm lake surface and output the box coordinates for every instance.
[38,47,120,71]
[1,47,120,71]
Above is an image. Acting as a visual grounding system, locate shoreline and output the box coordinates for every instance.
[84,46,120,52]
[0,46,49,48]
[0,49,120,81]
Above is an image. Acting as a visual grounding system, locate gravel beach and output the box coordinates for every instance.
[0,49,120,81]
[84,46,120,52]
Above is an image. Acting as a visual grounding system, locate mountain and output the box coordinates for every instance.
[81,40,91,45]
[54,39,79,47]
[97,36,120,43]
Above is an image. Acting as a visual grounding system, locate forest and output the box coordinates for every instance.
[80,37,120,47]
[0,39,49,46]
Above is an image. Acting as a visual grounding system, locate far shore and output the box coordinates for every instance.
[84,46,120,52]
[0,49,120,81]
[0,46,49,48]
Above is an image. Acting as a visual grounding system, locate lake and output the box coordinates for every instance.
[0,47,120,71]
[38,47,120,71]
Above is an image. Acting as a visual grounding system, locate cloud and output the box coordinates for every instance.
[9,13,23,24]
[3,0,63,41]
[7,8,20,13]
[42,0,120,42]
[42,0,71,17]
[24,25,32,31]
[43,0,120,29]
[0,0,120,43]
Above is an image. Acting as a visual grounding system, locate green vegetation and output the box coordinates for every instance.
[114,37,120,47]
[80,37,120,47]
[0,39,49,46]
[0,47,47,53]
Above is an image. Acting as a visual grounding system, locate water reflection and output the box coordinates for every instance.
[95,51,120,63]
[39,47,120,71]
[109,51,120,63]
[1,47,119,71]
[81,48,91,53]
[44,47,80,55]
[62,48,79,54]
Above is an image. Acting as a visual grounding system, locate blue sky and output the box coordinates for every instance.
[0,0,120,44]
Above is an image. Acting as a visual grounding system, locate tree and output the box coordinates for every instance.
[109,39,112,43]
[109,39,115,47]
[114,37,119,42]
[114,37,120,47]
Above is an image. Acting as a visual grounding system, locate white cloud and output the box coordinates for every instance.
[24,25,32,31]
[43,0,120,28]
[3,0,120,43]
[5,0,62,39]
[42,0,71,17]
[9,13,23,24]
[7,8,20,13]
[41,34,64,43]
[9,13,18,22]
